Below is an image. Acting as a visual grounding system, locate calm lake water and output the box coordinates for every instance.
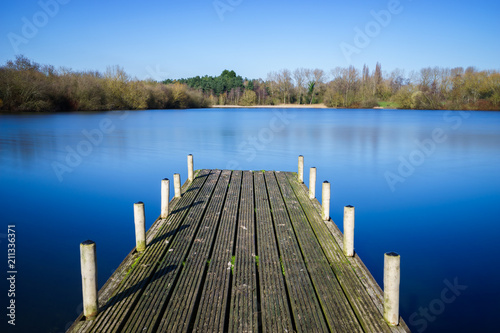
[1,108,500,332]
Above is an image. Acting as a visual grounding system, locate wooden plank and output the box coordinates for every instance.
[120,169,221,333]
[67,172,200,333]
[78,170,211,333]
[264,171,329,332]
[156,170,231,332]
[192,171,243,332]
[275,171,362,333]
[92,170,210,333]
[288,172,411,333]
[228,171,259,333]
[253,171,294,333]
[69,168,411,333]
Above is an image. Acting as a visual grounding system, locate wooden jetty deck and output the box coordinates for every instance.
[68,167,410,332]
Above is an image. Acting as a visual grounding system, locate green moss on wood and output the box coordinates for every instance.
[280,257,285,277]
[231,255,235,274]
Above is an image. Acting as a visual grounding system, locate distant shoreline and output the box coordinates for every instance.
[211,103,332,109]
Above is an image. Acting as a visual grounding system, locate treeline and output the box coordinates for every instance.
[1,56,499,112]
[324,64,500,110]
[170,63,500,110]
[0,56,209,112]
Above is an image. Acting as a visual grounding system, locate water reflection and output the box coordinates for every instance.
[1,109,500,333]
[2,110,499,179]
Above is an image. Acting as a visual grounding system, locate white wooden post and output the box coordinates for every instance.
[80,240,98,319]
[321,181,330,221]
[134,202,146,252]
[161,178,169,219]
[384,252,401,326]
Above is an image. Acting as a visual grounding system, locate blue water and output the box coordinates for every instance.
[1,108,499,332]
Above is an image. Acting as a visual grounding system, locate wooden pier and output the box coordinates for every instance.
[68,158,410,332]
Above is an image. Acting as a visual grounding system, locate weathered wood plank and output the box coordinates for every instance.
[228,171,258,333]
[264,171,329,332]
[121,169,221,333]
[283,172,390,332]
[69,168,411,333]
[254,171,294,333]
[93,170,212,333]
[275,171,362,333]
[68,169,209,333]
[287,172,411,333]
[192,171,243,332]
[156,170,230,332]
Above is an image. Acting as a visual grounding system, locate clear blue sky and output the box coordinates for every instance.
[1,0,499,80]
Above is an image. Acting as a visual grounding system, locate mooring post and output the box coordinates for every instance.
[343,205,355,257]
[188,154,194,181]
[298,155,304,183]
[309,167,316,199]
[80,240,98,320]
[384,252,401,326]
[134,202,146,252]
[161,178,169,219]
[321,181,330,221]
[174,173,181,198]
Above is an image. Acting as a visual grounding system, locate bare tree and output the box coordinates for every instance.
[419,67,433,92]
[389,68,407,94]
[274,69,293,104]
[293,68,307,104]
[330,66,359,107]
[360,64,371,100]
[266,71,279,104]
[374,62,383,97]
[281,69,293,104]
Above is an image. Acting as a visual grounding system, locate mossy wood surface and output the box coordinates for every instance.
[68,170,410,333]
